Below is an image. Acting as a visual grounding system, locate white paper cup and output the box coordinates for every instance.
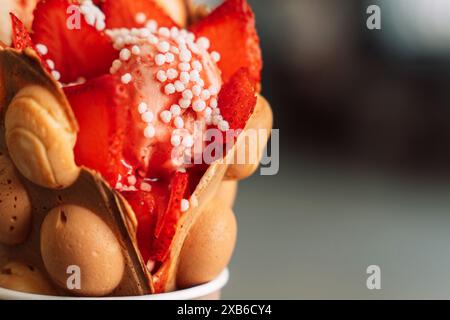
[0,269,229,300]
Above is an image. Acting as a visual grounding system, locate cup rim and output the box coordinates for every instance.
[0,268,229,300]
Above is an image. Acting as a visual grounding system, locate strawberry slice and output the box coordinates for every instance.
[10,13,33,51]
[219,68,257,130]
[10,13,51,71]
[64,74,129,186]
[151,171,189,262]
[101,0,177,29]
[123,172,188,264]
[190,0,262,86]
[122,191,157,264]
[32,0,117,83]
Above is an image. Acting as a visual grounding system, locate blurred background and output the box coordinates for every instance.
[198,0,450,299]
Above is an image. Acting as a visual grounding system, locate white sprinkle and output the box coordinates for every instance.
[158,27,170,38]
[209,85,219,95]
[140,182,152,192]
[112,59,122,69]
[124,34,137,45]
[196,78,205,87]
[213,115,223,126]
[164,84,176,95]
[196,37,210,50]
[174,81,185,92]
[192,85,202,96]
[181,199,190,212]
[155,54,166,66]
[182,135,194,148]
[210,97,218,108]
[84,13,95,26]
[218,120,230,132]
[177,167,187,173]
[192,60,203,72]
[51,70,60,81]
[105,29,115,37]
[120,73,133,84]
[179,71,190,84]
[148,35,158,44]
[131,28,140,36]
[131,45,141,55]
[187,32,195,42]
[96,20,106,31]
[144,125,156,138]
[120,48,131,61]
[36,43,48,55]
[179,62,191,72]
[139,28,151,38]
[174,116,184,129]
[176,36,186,46]
[182,89,193,100]
[166,68,178,80]
[122,185,138,191]
[179,49,192,62]
[171,46,180,55]
[160,110,172,123]
[127,175,137,185]
[165,52,175,63]
[189,70,200,82]
[121,73,132,84]
[170,104,181,116]
[115,182,123,190]
[204,107,212,117]
[146,20,157,32]
[157,70,167,82]
[138,102,148,114]
[188,41,200,55]
[193,100,206,112]
[142,111,154,123]
[157,41,170,53]
[170,26,179,38]
[113,38,125,50]
[179,29,188,38]
[200,90,211,101]
[211,51,221,62]
[179,98,191,109]
[46,59,55,70]
[171,134,181,146]
[135,12,147,24]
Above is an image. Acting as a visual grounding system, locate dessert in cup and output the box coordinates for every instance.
[0,0,272,298]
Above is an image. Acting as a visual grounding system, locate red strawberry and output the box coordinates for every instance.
[122,191,157,263]
[151,171,189,262]
[101,0,177,29]
[10,13,51,71]
[190,0,262,87]
[64,74,130,186]
[10,13,33,51]
[219,68,257,130]
[32,0,117,83]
